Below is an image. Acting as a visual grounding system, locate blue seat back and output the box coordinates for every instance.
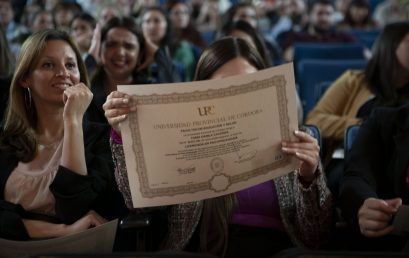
[346,29,380,49]
[200,31,216,46]
[293,43,365,65]
[297,59,367,118]
[304,124,322,158]
[344,124,360,160]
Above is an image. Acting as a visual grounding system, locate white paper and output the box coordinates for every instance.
[119,63,300,207]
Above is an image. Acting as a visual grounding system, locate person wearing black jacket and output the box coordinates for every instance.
[86,16,180,124]
[0,29,125,240]
[340,103,409,251]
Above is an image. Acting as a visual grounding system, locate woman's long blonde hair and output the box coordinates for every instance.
[1,29,89,162]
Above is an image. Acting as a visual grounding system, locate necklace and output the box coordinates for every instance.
[37,137,63,148]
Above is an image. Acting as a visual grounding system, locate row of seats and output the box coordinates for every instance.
[293,30,380,118]
[304,123,360,161]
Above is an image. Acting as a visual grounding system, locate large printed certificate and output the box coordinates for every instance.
[119,63,300,208]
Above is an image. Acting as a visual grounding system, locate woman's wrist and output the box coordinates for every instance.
[297,167,319,188]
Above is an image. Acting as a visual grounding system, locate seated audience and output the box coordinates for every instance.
[306,21,409,199]
[281,0,356,62]
[102,37,333,257]
[0,29,123,240]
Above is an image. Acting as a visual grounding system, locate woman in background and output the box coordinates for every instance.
[337,0,378,30]
[87,16,179,124]
[167,0,206,81]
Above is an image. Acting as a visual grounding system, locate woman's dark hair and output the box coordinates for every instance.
[100,16,143,47]
[365,21,409,103]
[193,37,265,256]
[222,3,255,29]
[0,27,14,79]
[221,20,272,67]
[92,16,145,82]
[70,12,96,30]
[343,0,371,27]
[194,37,266,81]
[140,6,171,48]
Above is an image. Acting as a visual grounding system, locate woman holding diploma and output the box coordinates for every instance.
[103,37,332,257]
[0,30,122,240]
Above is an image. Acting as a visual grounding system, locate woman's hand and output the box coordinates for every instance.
[64,210,107,235]
[23,210,107,239]
[103,91,137,135]
[358,197,401,238]
[63,83,93,124]
[281,130,320,183]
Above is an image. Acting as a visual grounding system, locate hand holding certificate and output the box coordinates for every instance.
[116,63,302,208]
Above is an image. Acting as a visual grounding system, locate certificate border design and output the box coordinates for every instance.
[128,75,290,197]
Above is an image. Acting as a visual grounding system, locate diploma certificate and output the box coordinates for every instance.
[119,63,300,207]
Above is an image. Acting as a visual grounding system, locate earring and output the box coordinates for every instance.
[24,88,32,109]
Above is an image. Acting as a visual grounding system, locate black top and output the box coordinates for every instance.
[340,103,409,251]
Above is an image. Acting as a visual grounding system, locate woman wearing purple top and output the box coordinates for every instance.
[102,37,333,257]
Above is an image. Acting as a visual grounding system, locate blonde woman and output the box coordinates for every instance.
[0,30,122,240]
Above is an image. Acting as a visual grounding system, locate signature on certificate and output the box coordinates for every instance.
[234,150,257,163]
[177,165,196,175]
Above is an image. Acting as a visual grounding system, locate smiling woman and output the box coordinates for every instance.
[0,29,125,241]
[87,16,180,124]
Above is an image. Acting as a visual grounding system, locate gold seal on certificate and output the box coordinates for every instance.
[119,63,300,208]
